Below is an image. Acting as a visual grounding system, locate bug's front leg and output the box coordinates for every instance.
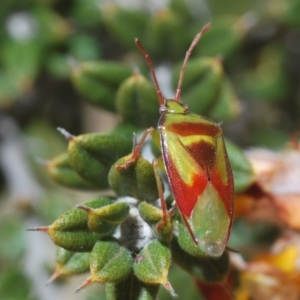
[152,158,175,232]
[115,127,154,171]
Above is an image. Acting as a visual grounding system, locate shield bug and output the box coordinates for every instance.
[117,23,234,257]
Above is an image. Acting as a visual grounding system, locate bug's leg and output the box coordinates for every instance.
[116,127,154,171]
[152,158,174,230]
[225,245,239,253]
[180,213,199,245]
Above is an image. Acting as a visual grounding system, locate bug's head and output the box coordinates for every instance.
[159,100,189,115]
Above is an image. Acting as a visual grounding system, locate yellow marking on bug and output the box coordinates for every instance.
[214,137,229,185]
[180,135,214,146]
[164,132,204,186]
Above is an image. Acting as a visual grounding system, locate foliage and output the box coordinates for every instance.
[1,0,300,300]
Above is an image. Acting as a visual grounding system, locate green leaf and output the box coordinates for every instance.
[77,201,130,233]
[55,246,74,267]
[68,33,101,61]
[67,132,132,187]
[90,239,133,281]
[2,39,42,92]
[169,0,194,24]
[194,17,245,58]
[28,197,115,252]
[33,5,70,44]
[171,237,229,283]
[71,0,102,26]
[240,45,289,102]
[144,9,188,61]
[60,251,90,275]
[106,272,159,300]
[77,238,133,289]
[133,240,175,296]
[138,202,162,224]
[50,247,90,282]
[71,61,132,111]
[209,77,240,121]
[225,138,255,193]
[46,153,100,190]
[138,202,173,243]
[109,155,159,202]
[101,5,149,49]
[176,223,206,258]
[172,57,224,115]
[115,73,159,128]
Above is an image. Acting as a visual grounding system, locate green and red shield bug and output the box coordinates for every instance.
[117,23,234,257]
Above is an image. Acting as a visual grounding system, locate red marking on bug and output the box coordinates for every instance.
[211,163,234,217]
[168,121,221,137]
[163,150,208,217]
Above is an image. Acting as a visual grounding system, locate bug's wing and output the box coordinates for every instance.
[160,130,208,218]
[190,135,234,257]
[161,128,233,257]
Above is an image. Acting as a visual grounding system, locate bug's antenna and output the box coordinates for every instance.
[135,38,164,106]
[175,23,211,102]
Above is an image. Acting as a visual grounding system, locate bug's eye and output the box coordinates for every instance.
[159,106,167,114]
[183,105,189,113]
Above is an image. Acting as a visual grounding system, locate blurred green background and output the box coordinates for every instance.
[1,0,300,299]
